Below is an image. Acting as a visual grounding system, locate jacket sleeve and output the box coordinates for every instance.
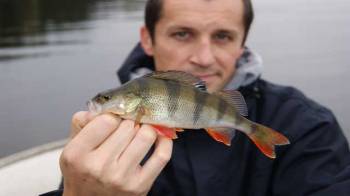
[272,110,350,196]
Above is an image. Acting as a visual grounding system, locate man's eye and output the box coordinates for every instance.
[214,33,232,42]
[172,31,190,40]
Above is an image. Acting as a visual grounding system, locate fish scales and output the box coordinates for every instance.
[172,79,197,127]
[163,79,181,118]
[194,92,237,128]
[193,88,207,126]
[167,79,227,128]
[216,98,228,123]
[141,77,201,128]
[137,77,171,123]
[135,77,232,129]
[114,77,245,130]
[184,86,229,128]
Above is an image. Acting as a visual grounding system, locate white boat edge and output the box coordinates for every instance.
[0,139,68,195]
[0,139,67,169]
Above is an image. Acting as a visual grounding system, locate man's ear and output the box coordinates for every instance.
[140,26,154,56]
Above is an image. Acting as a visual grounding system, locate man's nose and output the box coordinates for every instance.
[190,39,215,67]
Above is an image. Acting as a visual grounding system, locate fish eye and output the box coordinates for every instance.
[103,95,111,101]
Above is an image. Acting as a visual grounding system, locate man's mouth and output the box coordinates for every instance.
[194,73,217,82]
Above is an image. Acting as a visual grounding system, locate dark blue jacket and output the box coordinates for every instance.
[42,44,350,196]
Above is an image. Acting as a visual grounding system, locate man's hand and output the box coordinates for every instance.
[60,111,173,196]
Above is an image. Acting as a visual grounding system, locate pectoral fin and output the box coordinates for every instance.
[125,95,142,114]
[134,106,146,128]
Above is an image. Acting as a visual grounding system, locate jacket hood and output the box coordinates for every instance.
[117,43,263,90]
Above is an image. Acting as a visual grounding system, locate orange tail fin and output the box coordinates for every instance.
[247,123,290,159]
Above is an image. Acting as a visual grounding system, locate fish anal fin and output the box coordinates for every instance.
[151,125,178,139]
[145,71,207,91]
[216,90,248,116]
[205,128,235,146]
[247,123,290,159]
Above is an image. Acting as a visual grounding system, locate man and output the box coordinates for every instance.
[42,0,350,195]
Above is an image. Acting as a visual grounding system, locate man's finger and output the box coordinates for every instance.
[70,111,96,139]
[116,125,157,172]
[69,114,121,153]
[139,135,173,185]
[95,120,138,160]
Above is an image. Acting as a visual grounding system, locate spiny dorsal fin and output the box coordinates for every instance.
[193,80,207,92]
[145,71,207,91]
[215,90,248,116]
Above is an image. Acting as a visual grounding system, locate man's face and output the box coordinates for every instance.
[141,0,245,92]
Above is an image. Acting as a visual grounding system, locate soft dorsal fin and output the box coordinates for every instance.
[145,71,207,91]
[215,90,248,116]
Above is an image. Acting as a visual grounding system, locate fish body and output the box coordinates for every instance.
[88,71,290,158]
[121,77,237,128]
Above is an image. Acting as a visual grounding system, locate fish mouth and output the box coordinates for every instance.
[87,100,102,114]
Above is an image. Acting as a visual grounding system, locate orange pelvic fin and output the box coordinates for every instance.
[151,125,178,139]
[205,128,235,146]
[247,123,290,159]
[175,128,185,132]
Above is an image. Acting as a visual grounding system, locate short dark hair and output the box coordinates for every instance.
[145,0,254,46]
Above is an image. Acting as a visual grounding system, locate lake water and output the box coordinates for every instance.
[0,0,349,158]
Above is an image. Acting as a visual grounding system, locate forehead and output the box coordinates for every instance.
[159,0,244,31]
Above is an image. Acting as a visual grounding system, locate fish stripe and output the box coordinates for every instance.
[235,114,244,126]
[216,98,227,123]
[164,80,181,118]
[137,78,149,98]
[193,89,207,125]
